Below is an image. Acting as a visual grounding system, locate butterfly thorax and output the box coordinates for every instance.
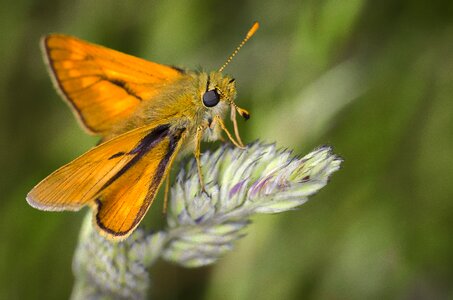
[106,71,236,150]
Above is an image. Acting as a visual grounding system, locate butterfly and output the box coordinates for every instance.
[26,22,259,240]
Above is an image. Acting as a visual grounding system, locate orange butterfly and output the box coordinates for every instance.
[27,22,259,240]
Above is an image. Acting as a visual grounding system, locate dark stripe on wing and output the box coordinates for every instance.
[108,151,126,159]
[108,78,144,101]
[95,127,186,237]
[134,127,186,223]
[99,124,170,192]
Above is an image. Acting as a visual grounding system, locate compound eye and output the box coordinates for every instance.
[202,89,220,107]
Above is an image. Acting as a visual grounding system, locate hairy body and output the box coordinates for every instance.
[109,71,235,150]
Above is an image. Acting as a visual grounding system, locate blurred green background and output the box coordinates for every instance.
[1,0,452,299]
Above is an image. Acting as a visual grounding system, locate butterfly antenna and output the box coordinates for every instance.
[218,22,259,73]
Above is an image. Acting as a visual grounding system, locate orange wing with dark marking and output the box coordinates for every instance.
[27,123,186,239]
[42,34,184,136]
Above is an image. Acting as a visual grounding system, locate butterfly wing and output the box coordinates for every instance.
[27,123,186,239]
[42,34,184,136]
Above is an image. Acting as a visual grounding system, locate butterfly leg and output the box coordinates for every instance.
[195,126,208,195]
[230,104,245,147]
[163,175,170,214]
[214,115,245,149]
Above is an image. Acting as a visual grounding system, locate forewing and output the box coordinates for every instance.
[42,34,184,136]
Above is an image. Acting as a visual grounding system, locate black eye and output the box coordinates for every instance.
[202,89,220,107]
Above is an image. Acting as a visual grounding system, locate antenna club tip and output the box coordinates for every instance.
[218,21,260,72]
[237,107,250,120]
[247,22,260,38]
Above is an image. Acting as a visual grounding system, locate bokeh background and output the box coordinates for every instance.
[1,0,452,299]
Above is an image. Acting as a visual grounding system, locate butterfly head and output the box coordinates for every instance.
[200,71,249,121]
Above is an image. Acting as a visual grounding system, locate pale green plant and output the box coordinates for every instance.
[71,142,342,299]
